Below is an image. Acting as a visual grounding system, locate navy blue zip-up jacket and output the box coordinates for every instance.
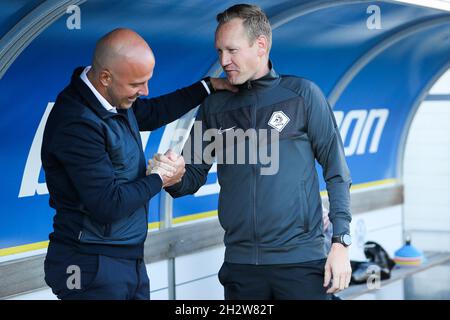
[41,67,208,259]
[166,67,352,264]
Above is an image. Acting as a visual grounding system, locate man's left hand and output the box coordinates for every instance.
[148,149,185,187]
[210,78,238,93]
[323,243,352,294]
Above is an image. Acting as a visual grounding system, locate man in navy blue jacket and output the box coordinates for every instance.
[41,28,234,300]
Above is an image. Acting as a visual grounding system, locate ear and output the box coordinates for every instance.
[99,69,112,87]
[256,35,268,57]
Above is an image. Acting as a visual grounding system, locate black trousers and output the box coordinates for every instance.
[218,259,331,300]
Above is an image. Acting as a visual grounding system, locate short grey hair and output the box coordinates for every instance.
[216,4,272,52]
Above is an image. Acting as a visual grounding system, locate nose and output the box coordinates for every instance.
[220,51,231,68]
[138,82,149,97]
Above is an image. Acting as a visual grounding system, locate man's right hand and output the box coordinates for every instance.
[147,150,185,187]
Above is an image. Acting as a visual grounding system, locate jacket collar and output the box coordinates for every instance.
[237,60,280,92]
[71,66,119,119]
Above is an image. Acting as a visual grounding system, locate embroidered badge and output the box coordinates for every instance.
[268,111,290,132]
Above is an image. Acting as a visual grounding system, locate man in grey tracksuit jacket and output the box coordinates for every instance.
[165,4,352,299]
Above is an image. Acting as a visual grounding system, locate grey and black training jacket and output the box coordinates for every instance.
[166,66,352,265]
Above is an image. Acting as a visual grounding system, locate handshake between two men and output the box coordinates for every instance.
[146,150,186,188]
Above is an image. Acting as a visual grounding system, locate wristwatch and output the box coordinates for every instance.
[331,234,352,247]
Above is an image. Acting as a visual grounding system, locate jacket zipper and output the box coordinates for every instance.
[249,80,259,265]
[109,113,147,237]
[116,112,147,172]
[116,113,142,149]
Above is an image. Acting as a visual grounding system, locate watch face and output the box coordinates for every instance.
[343,234,352,246]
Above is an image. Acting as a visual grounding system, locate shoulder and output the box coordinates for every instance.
[279,75,324,98]
[50,89,102,134]
[200,90,236,115]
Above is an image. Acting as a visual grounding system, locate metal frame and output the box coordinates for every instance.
[327,15,450,106]
[396,60,450,243]
[0,0,86,79]
[425,94,450,101]
[270,0,371,29]
[385,0,450,13]
[396,60,450,182]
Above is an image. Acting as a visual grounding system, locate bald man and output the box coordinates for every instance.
[41,28,234,300]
